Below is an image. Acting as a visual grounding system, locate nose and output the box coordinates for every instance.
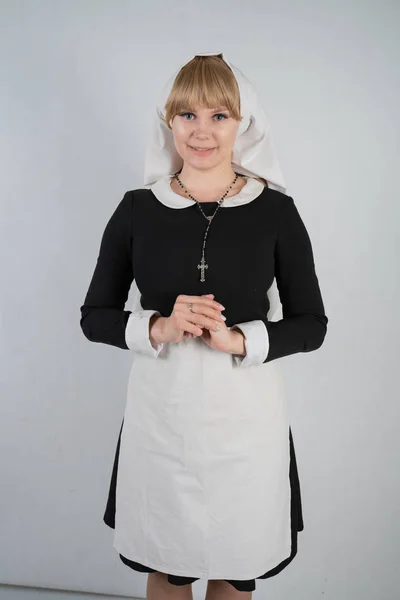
[192,117,215,134]
[190,121,215,146]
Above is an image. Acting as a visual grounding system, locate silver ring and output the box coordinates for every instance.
[188,303,194,312]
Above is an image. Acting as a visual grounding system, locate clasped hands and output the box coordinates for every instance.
[149,294,246,357]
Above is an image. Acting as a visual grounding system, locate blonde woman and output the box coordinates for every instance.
[80,53,328,599]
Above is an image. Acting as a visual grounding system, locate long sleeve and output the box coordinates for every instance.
[79,191,164,356]
[125,310,164,357]
[230,321,270,367]
[229,195,327,367]
[260,195,328,363]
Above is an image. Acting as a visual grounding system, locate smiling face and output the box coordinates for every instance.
[171,104,240,172]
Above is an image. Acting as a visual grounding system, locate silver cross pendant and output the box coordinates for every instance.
[197,257,209,282]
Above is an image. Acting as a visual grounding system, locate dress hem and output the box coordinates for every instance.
[102,420,304,592]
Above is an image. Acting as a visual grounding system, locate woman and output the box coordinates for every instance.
[80,52,328,599]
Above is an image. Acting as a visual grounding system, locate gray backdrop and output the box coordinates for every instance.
[1,1,399,599]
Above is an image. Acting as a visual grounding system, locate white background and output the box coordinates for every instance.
[1,1,399,599]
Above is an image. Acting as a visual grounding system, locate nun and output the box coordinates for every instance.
[80,51,328,597]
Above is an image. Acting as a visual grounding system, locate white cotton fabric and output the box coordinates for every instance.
[125,309,164,357]
[230,319,270,367]
[150,173,265,209]
[114,332,291,579]
[113,51,292,580]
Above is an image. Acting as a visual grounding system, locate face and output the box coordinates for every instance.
[171,104,240,171]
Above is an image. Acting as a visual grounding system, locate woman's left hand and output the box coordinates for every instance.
[199,318,237,353]
[185,294,245,355]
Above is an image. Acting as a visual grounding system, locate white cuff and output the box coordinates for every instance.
[125,310,164,358]
[230,320,269,367]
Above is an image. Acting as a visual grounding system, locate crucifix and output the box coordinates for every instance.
[197,257,209,282]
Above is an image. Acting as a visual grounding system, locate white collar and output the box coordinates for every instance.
[149,175,265,209]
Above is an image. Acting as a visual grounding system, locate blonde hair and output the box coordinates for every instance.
[162,54,268,188]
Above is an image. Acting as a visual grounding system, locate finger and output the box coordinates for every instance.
[195,314,223,332]
[177,294,224,311]
[180,312,217,333]
[181,320,204,336]
[180,307,224,331]
[192,302,226,322]
[177,303,225,329]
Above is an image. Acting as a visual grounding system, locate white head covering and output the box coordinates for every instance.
[143,51,287,194]
[142,51,287,319]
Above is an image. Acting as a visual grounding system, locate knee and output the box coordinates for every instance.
[148,570,169,583]
[207,579,252,598]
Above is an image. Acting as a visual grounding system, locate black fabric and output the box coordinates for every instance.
[80,187,328,362]
[104,420,304,592]
[80,186,326,591]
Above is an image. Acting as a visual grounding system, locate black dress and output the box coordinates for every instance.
[80,185,327,592]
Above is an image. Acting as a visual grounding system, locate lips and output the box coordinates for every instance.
[189,146,215,150]
[188,146,217,158]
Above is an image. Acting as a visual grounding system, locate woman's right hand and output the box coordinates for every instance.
[152,294,226,345]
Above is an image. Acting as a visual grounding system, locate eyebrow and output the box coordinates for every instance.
[181,106,229,112]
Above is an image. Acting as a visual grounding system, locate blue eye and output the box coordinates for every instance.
[179,112,228,121]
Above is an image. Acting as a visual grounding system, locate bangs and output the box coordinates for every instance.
[163,55,242,129]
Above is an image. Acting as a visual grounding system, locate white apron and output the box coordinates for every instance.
[113,333,292,581]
